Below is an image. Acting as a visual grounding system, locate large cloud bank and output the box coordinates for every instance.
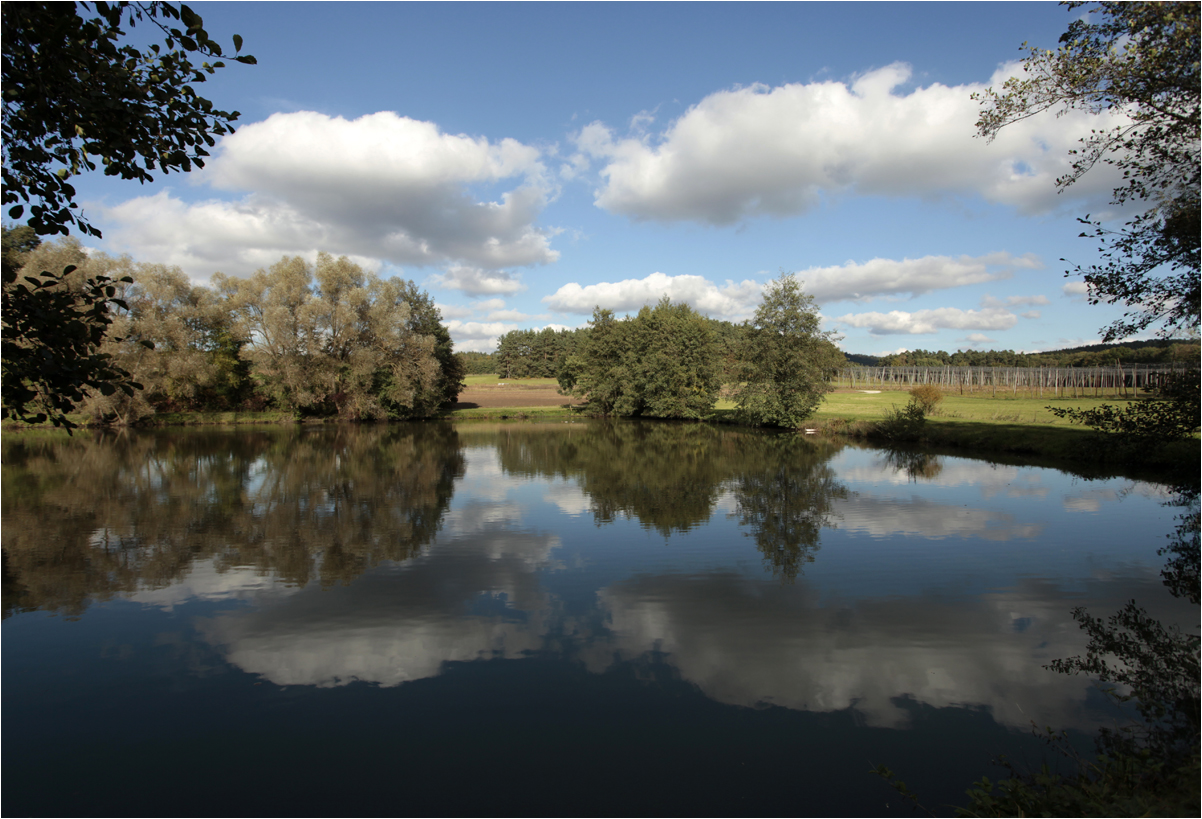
[102,111,559,278]
[575,62,1123,224]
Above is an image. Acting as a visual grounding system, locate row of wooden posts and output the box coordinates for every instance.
[833,364,1197,399]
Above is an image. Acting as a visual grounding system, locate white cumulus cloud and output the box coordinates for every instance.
[577,62,1123,224]
[436,303,474,320]
[543,271,763,319]
[428,265,527,296]
[100,111,560,279]
[444,320,523,353]
[797,252,1040,304]
[836,307,1018,335]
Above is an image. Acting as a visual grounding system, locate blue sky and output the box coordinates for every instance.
[70,2,1149,355]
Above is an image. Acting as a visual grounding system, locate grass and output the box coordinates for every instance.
[713,390,1140,424]
[710,387,1196,478]
[5,383,1194,478]
[441,405,578,421]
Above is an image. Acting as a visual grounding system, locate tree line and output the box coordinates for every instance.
[472,274,845,428]
[863,342,1200,369]
[3,227,464,424]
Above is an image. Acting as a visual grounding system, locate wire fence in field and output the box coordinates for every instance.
[833,364,1198,398]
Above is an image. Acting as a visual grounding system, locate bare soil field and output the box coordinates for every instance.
[453,382,580,409]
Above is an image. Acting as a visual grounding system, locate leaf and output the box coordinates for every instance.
[232,33,243,52]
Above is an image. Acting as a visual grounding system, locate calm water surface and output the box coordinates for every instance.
[2,422,1192,816]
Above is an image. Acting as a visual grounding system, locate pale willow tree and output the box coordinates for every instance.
[733,273,842,429]
[83,261,228,423]
[14,241,227,424]
[217,254,441,420]
[10,238,154,424]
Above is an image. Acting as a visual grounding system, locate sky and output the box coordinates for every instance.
[67,1,1154,355]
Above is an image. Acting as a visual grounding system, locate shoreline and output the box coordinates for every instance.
[5,402,1195,484]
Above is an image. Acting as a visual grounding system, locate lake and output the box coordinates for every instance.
[2,421,1193,816]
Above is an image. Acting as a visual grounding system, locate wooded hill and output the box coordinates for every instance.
[846,341,1199,369]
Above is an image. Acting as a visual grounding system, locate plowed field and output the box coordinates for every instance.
[453,381,580,409]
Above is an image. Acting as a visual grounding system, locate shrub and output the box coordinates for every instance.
[908,384,944,414]
[875,401,927,441]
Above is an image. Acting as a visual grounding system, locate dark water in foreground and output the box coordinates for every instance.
[2,422,1192,816]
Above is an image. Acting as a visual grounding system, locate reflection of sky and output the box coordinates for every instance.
[187,442,1191,735]
[9,426,1160,742]
[126,558,299,611]
[588,570,1171,731]
[199,522,563,687]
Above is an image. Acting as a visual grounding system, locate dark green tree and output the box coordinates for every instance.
[560,300,721,420]
[626,297,721,420]
[558,308,631,416]
[394,279,465,409]
[733,272,842,429]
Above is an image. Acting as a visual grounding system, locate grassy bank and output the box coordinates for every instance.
[4,384,1194,479]
[733,388,1196,478]
[442,406,577,421]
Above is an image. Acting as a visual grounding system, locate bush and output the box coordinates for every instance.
[908,384,944,414]
[875,401,927,441]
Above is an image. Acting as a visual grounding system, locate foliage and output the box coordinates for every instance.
[960,753,1200,818]
[79,257,232,423]
[2,1,255,238]
[391,278,464,410]
[627,298,722,420]
[873,401,928,442]
[2,3,253,427]
[1047,368,1200,441]
[975,1,1200,341]
[908,384,945,414]
[216,254,445,420]
[2,231,147,430]
[1,223,40,272]
[732,273,841,429]
[560,299,721,420]
[496,326,582,379]
[455,350,498,376]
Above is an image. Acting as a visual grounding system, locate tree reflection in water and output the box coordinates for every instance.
[492,420,848,578]
[3,421,853,615]
[878,447,945,483]
[2,424,465,618]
